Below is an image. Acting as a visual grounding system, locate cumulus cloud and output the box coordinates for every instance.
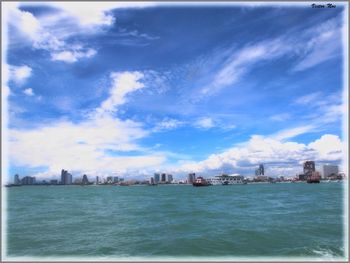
[195,117,215,129]
[176,134,345,177]
[23,88,34,96]
[4,3,98,63]
[51,49,96,63]
[8,70,169,178]
[96,71,145,115]
[8,65,32,85]
[153,118,185,132]
[8,115,166,176]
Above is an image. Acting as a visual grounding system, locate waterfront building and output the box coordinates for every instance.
[113,176,119,183]
[303,161,315,177]
[61,169,73,185]
[161,173,167,182]
[187,173,196,184]
[154,173,160,183]
[21,176,36,185]
[166,174,173,183]
[149,177,155,184]
[96,176,99,184]
[82,174,89,184]
[14,174,20,185]
[259,164,265,175]
[322,165,339,179]
[50,179,58,185]
[106,176,113,184]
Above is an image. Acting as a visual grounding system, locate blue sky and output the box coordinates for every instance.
[3,2,348,181]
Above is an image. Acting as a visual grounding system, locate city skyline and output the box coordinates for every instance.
[3,2,348,182]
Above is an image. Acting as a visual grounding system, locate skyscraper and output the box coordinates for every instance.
[187,173,196,184]
[154,173,160,183]
[166,174,173,183]
[303,161,315,177]
[322,165,339,179]
[61,169,73,185]
[14,174,20,185]
[259,164,264,176]
[161,173,167,182]
[96,176,99,184]
[82,174,89,184]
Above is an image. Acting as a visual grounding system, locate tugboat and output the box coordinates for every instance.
[193,177,211,187]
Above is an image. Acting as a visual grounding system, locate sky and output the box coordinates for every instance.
[2,2,348,182]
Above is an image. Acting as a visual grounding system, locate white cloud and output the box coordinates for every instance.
[9,65,32,85]
[271,125,316,141]
[153,118,185,132]
[97,71,145,114]
[8,70,168,178]
[176,134,345,177]
[293,18,342,72]
[23,88,34,96]
[9,115,166,176]
[195,117,215,129]
[269,113,291,122]
[51,49,96,63]
[294,92,323,105]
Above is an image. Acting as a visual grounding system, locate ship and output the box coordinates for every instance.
[193,177,211,187]
[306,173,321,183]
[206,174,245,185]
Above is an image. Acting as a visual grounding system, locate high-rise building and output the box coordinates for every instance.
[187,173,196,184]
[96,176,99,184]
[113,176,119,183]
[161,173,167,182]
[21,176,36,185]
[322,165,339,179]
[106,176,113,184]
[82,174,89,184]
[149,177,155,184]
[166,174,173,183]
[14,174,20,185]
[154,173,160,183]
[61,169,73,185]
[259,164,264,176]
[303,161,315,177]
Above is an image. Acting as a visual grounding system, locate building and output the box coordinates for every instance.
[166,174,173,183]
[255,164,264,176]
[14,174,20,185]
[322,165,339,179]
[106,176,113,184]
[259,164,264,175]
[113,176,119,183]
[303,161,315,177]
[50,179,58,185]
[154,173,160,183]
[161,173,167,182]
[96,176,99,184]
[61,169,73,185]
[82,174,89,184]
[187,173,196,184]
[21,176,36,185]
[149,177,155,184]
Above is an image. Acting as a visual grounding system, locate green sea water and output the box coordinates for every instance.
[5,182,346,260]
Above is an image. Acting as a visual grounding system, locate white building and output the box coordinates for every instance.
[322,165,339,179]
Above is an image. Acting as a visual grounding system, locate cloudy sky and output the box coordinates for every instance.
[2,2,348,182]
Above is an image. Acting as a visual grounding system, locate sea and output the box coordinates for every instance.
[5,182,347,260]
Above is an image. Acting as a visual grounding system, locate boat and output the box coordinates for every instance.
[193,177,211,187]
[206,174,245,185]
[306,174,320,183]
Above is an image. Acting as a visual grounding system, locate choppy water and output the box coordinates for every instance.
[5,182,346,260]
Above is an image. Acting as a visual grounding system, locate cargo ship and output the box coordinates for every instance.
[193,177,211,187]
